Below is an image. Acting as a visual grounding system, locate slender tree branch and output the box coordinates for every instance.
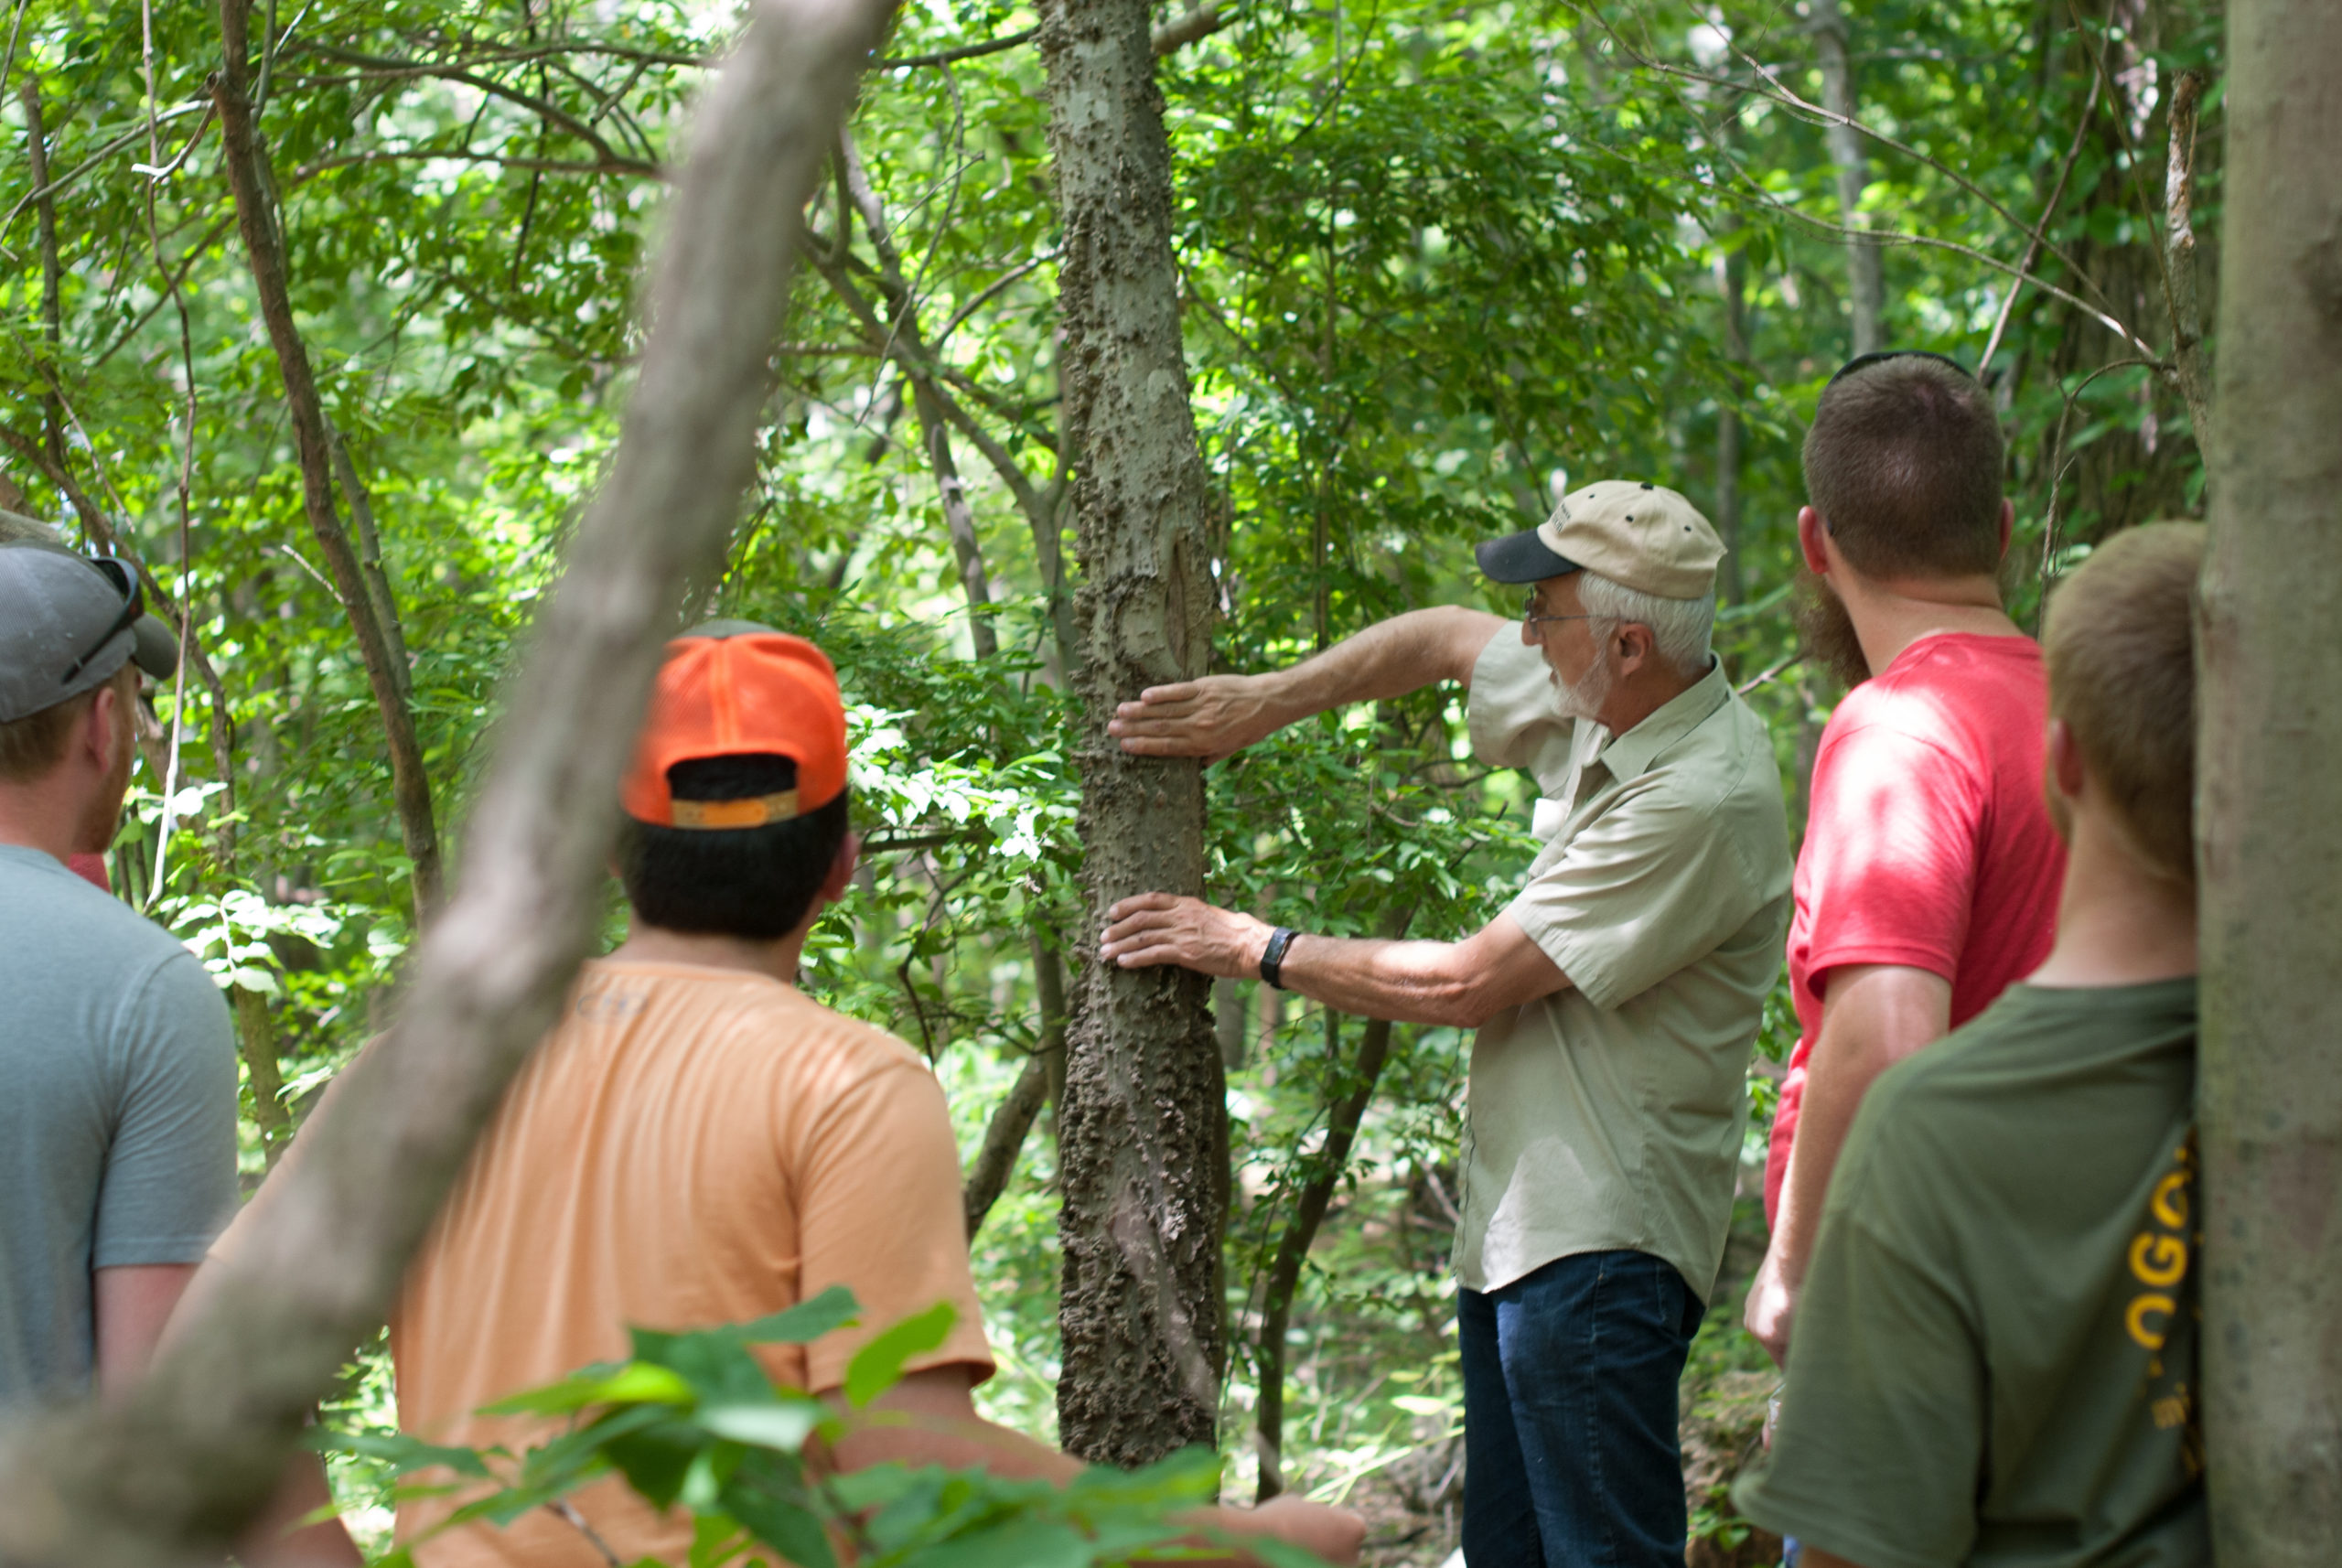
[1255,903,1414,1500]
[212,0,446,921]
[879,25,1037,69]
[328,427,414,703]
[0,4,894,1562]
[1979,67,2102,377]
[1153,3,1230,57]
[2159,68,2212,447]
[302,45,659,176]
[1576,3,2122,326]
[289,146,661,182]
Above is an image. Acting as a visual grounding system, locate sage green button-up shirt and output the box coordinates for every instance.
[1456,631,1791,1301]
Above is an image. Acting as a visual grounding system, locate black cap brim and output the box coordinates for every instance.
[1474,529,1583,585]
[130,614,178,681]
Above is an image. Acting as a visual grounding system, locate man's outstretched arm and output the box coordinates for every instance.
[1110,606,1504,761]
[1100,897,1569,1029]
[833,1366,1363,1565]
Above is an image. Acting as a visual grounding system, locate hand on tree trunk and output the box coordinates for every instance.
[1100,893,1273,979]
[1108,674,1289,762]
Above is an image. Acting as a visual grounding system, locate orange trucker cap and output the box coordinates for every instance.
[620,621,848,830]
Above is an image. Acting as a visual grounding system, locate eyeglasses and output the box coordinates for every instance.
[1825,349,1974,388]
[1522,596,1614,632]
[59,557,143,685]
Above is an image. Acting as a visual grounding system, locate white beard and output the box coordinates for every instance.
[1550,654,1616,722]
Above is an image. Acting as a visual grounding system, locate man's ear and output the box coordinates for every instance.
[81,684,124,777]
[1797,506,1832,575]
[1615,620,1655,677]
[820,830,860,905]
[1996,497,2014,560]
[2046,717,2087,801]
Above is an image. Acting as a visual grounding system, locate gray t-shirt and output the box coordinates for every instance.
[0,843,237,1403]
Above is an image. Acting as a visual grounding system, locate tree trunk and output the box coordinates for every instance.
[0,5,893,1560]
[1040,0,1225,1467]
[1712,225,1749,607]
[1808,0,1883,356]
[211,0,444,923]
[2196,0,2342,1559]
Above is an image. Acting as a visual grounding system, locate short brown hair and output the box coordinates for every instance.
[0,681,102,782]
[1803,356,2006,578]
[2043,521,2203,884]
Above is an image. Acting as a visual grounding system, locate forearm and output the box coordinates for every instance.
[1277,935,1495,1027]
[1266,607,1502,721]
[1276,913,1566,1028]
[832,1406,1084,1485]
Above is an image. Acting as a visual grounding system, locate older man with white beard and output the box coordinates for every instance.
[1101,481,1792,1568]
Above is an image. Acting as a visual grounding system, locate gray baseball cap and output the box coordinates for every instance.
[0,541,179,724]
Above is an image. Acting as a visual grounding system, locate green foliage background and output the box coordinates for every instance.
[1,0,2218,1556]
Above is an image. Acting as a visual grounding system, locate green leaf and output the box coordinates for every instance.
[721,1485,838,1568]
[482,1360,693,1415]
[697,1397,825,1452]
[896,1519,1090,1568]
[603,1419,710,1511]
[304,1426,489,1479]
[738,1284,861,1346]
[844,1301,958,1408]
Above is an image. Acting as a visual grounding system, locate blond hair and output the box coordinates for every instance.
[2042,521,2203,884]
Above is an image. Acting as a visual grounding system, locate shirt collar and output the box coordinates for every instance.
[1591,658,1732,780]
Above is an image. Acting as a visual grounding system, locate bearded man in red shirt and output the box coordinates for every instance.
[1744,351,2068,1366]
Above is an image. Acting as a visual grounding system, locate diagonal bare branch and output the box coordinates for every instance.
[0,2,898,1563]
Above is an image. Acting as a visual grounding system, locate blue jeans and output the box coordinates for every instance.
[1458,1250,1704,1568]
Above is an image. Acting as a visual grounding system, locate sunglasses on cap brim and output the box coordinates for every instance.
[1826,349,1974,388]
[60,556,145,685]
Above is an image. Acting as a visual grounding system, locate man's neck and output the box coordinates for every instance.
[2028,811,2197,988]
[608,920,815,987]
[1595,659,1706,737]
[1842,571,2025,676]
[0,785,83,862]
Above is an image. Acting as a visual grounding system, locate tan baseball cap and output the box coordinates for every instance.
[1475,479,1724,600]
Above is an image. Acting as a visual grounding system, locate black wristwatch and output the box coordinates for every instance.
[1259,927,1300,990]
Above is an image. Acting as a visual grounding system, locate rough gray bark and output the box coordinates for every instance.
[2160,68,2211,452]
[211,3,444,921]
[1040,0,1225,1466]
[2197,0,2342,1559]
[0,4,894,1561]
[1808,0,1883,356]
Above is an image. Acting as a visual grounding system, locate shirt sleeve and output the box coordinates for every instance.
[1733,1105,1985,1568]
[1466,629,1579,794]
[1508,774,1768,1010]
[93,950,239,1268]
[795,1058,996,1394]
[1797,721,1987,1004]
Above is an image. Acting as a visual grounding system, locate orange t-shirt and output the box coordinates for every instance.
[240,959,996,1567]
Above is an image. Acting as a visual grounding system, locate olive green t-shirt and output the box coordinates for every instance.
[1735,979,2205,1568]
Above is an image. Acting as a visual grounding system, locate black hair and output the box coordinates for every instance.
[616,753,851,940]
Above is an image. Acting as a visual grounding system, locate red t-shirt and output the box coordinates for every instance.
[1764,633,2068,1225]
[66,853,109,891]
